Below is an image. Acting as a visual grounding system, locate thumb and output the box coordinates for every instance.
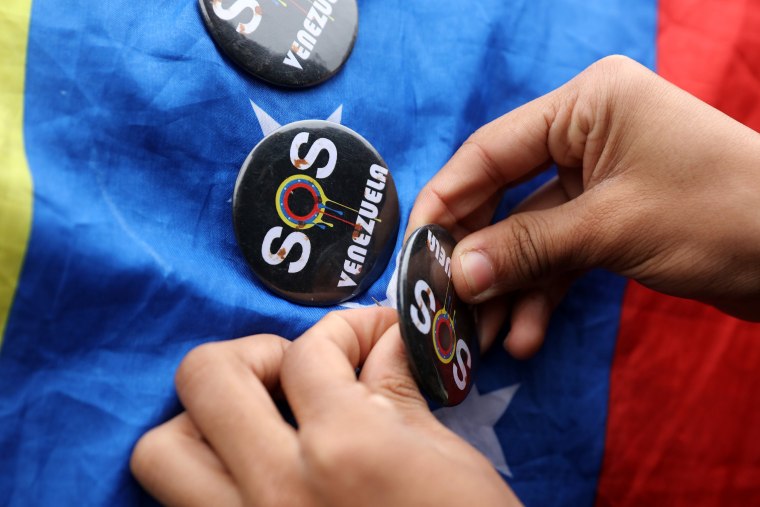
[359,324,431,415]
[452,193,608,303]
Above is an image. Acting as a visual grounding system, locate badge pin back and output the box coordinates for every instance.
[396,224,479,406]
[233,120,400,306]
[198,0,358,88]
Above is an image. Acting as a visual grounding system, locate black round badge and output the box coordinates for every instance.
[199,0,358,88]
[397,225,480,406]
[234,120,399,305]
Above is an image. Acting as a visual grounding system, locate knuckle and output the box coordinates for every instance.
[373,374,424,406]
[584,55,651,104]
[414,185,440,210]
[281,340,317,384]
[321,310,353,333]
[461,136,504,188]
[416,184,459,230]
[129,427,165,482]
[300,427,358,479]
[593,54,637,72]
[174,342,224,398]
[587,55,644,85]
[283,311,352,374]
[281,339,310,381]
[501,215,551,283]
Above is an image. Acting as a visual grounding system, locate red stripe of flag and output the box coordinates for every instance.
[596,1,760,505]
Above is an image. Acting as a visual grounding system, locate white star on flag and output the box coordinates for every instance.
[250,99,343,136]
[434,384,520,477]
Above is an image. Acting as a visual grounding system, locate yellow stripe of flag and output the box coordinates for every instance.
[0,1,34,348]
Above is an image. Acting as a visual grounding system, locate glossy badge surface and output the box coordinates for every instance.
[199,0,358,88]
[233,120,399,305]
[397,225,479,406]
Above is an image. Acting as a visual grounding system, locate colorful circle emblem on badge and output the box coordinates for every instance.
[432,308,455,364]
[275,175,327,229]
[397,224,480,406]
[233,120,400,305]
[198,0,358,88]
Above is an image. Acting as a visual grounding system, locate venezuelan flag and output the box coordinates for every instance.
[1,1,758,505]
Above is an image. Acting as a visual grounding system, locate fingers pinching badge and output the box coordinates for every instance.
[233,120,399,305]
[198,0,358,87]
[397,225,479,406]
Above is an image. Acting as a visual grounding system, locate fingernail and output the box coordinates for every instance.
[459,250,495,297]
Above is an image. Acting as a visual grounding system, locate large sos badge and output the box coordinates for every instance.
[397,225,479,406]
[233,120,399,305]
[198,0,358,87]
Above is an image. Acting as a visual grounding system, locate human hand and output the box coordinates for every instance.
[131,307,520,507]
[407,55,760,358]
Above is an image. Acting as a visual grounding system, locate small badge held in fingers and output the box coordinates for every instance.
[396,224,479,406]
